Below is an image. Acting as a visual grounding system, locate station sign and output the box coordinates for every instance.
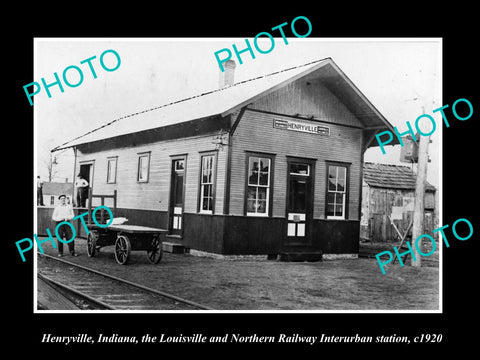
[273,118,330,136]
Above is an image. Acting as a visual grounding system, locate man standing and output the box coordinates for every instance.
[52,194,78,257]
[37,176,44,206]
[75,173,89,208]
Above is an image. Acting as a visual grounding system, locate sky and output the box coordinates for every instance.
[35,38,442,188]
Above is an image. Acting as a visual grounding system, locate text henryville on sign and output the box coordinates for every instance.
[273,118,330,136]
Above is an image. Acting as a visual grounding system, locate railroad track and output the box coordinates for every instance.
[37,253,213,311]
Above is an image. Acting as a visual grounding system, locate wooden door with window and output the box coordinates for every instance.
[169,158,185,236]
[285,159,314,246]
[78,162,93,208]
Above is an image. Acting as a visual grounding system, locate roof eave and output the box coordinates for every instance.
[221,58,398,149]
[220,59,332,118]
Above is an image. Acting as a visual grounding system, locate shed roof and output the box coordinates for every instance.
[42,182,74,195]
[363,162,436,191]
[52,57,394,152]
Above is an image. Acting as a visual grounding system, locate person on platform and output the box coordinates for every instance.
[52,194,78,257]
[75,174,89,207]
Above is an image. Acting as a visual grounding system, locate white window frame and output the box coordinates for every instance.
[106,156,118,184]
[327,165,347,219]
[175,159,185,171]
[246,156,271,217]
[137,152,151,183]
[199,154,215,214]
[289,163,310,176]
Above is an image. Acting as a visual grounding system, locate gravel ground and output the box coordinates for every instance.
[36,238,440,311]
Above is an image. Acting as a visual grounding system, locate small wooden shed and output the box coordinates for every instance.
[42,182,74,206]
[360,162,437,242]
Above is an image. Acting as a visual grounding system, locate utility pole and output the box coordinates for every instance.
[411,121,430,267]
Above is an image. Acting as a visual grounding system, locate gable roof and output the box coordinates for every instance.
[42,182,74,195]
[52,58,394,152]
[363,162,436,191]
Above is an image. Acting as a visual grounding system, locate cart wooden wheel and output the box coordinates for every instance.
[115,235,131,265]
[87,231,98,257]
[146,235,163,264]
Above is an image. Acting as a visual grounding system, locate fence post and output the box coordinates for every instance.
[88,188,93,225]
[113,190,117,214]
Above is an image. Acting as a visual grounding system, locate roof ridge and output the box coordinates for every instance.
[51,58,330,152]
[363,162,436,190]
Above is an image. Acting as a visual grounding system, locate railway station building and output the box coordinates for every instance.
[49,58,395,258]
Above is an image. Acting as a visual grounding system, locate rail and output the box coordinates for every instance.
[37,253,213,311]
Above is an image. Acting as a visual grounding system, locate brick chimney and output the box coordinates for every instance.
[218,60,236,88]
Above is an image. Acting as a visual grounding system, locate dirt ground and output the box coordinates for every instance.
[36,238,440,311]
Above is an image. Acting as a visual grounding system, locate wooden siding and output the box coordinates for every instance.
[75,134,228,214]
[311,220,359,254]
[361,185,438,242]
[229,108,363,220]
[249,78,363,128]
[223,215,285,255]
[183,213,225,254]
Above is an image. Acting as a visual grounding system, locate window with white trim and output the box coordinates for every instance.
[246,156,271,216]
[199,154,215,213]
[137,152,151,182]
[107,157,117,183]
[327,164,347,219]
